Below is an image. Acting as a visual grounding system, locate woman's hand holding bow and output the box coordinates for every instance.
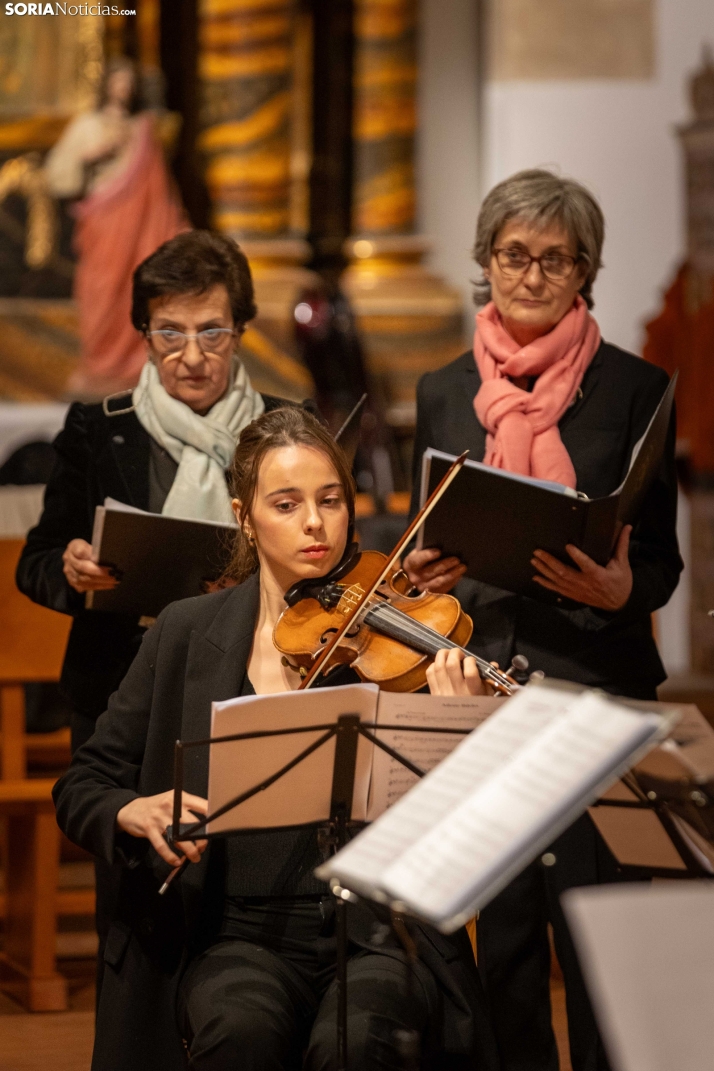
[117,790,208,867]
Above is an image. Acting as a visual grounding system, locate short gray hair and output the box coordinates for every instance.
[472,169,605,309]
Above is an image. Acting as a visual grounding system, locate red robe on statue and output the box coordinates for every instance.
[71,114,189,393]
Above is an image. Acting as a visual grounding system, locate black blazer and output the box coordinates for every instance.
[53,575,499,1071]
[16,391,303,722]
[409,343,683,694]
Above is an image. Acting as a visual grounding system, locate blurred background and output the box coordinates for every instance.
[0,2,713,1065]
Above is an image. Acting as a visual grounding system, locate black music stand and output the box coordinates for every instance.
[589,767,714,878]
[167,712,470,1071]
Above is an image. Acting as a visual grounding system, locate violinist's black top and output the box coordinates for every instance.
[221,670,354,903]
[53,573,498,1071]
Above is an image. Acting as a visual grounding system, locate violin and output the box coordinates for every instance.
[274,545,518,694]
[274,453,519,696]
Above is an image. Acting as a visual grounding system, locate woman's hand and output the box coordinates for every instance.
[62,538,119,593]
[116,790,208,867]
[531,525,633,612]
[426,648,486,696]
[402,547,467,594]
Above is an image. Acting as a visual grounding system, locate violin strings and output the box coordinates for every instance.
[363,602,509,688]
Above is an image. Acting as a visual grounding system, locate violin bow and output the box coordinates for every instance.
[298,450,469,690]
[334,393,367,444]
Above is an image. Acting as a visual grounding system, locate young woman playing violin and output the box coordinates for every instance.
[53,407,499,1071]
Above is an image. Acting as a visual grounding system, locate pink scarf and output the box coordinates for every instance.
[473,296,601,488]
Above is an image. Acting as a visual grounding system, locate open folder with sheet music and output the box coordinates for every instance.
[85,498,235,618]
[416,371,677,597]
[317,681,675,933]
[205,684,503,834]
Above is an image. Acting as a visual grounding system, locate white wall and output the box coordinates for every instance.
[417,0,482,336]
[419,0,714,353]
[419,0,714,355]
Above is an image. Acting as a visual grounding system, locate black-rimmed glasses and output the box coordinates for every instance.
[492,247,581,281]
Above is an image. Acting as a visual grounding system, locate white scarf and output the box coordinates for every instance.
[132,358,265,524]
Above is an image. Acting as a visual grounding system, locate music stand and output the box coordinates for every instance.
[589,768,714,878]
[167,712,470,1071]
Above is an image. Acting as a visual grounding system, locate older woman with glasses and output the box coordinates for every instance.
[17,229,309,994]
[402,170,682,1071]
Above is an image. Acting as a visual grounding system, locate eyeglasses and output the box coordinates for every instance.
[492,247,581,281]
[146,327,237,358]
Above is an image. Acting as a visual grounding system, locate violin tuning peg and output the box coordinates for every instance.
[505,654,529,677]
[529,670,545,683]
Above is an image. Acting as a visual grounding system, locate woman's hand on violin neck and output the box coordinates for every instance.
[402,547,467,594]
[116,790,208,867]
[531,525,634,611]
[426,648,486,696]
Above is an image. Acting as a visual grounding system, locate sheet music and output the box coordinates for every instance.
[366,692,503,820]
[381,694,665,926]
[207,683,379,832]
[318,683,584,897]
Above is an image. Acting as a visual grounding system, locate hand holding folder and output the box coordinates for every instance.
[86,498,236,618]
[416,373,677,598]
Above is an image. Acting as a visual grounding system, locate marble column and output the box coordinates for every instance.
[342,0,464,428]
[197,0,315,399]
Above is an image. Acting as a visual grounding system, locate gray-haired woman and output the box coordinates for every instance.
[402,170,682,1071]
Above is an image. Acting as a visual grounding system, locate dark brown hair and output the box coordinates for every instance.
[131,230,257,331]
[225,406,356,584]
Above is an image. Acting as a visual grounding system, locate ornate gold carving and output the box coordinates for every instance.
[0,14,103,117]
[0,154,56,269]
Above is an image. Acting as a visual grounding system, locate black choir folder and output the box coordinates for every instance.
[417,372,677,597]
[317,680,674,933]
[86,498,235,618]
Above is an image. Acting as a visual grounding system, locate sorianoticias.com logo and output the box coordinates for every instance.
[4,3,136,13]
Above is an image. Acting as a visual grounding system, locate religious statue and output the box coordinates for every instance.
[44,57,188,396]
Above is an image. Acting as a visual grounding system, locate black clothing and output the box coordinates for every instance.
[223,826,327,900]
[148,437,179,513]
[16,390,305,729]
[410,342,682,693]
[478,814,620,1071]
[179,931,441,1071]
[53,574,499,1071]
[17,389,311,1010]
[410,343,681,1071]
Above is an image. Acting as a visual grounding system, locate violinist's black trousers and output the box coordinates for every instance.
[178,937,438,1071]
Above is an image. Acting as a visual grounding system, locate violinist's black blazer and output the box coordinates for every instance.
[53,574,500,1071]
[16,391,303,734]
[409,342,682,695]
